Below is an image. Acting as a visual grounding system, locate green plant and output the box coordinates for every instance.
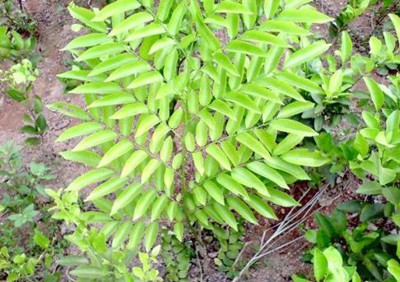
[0,26,36,61]
[49,0,343,279]
[293,246,361,282]
[0,0,36,36]
[0,142,64,281]
[213,224,245,277]
[161,230,193,281]
[0,60,48,145]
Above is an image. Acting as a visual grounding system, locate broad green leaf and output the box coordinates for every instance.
[206,144,231,171]
[149,38,175,54]
[89,53,136,76]
[284,41,331,69]
[389,14,400,43]
[225,91,261,113]
[76,43,126,62]
[231,167,269,196]
[215,1,253,14]
[314,249,328,281]
[98,140,133,167]
[56,122,103,142]
[214,52,239,76]
[356,181,382,195]
[88,92,135,108]
[112,222,132,248]
[133,190,157,220]
[135,114,160,138]
[70,266,107,278]
[66,168,114,191]
[267,188,300,207]
[216,174,250,200]
[92,0,140,22]
[281,149,329,167]
[124,23,165,42]
[247,161,288,188]
[121,150,147,177]
[151,196,168,221]
[213,202,238,230]
[127,222,145,249]
[241,84,282,104]
[261,20,310,35]
[63,33,112,50]
[227,196,257,224]
[145,222,159,252]
[237,132,271,159]
[277,101,314,118]
[127,71,163,89]
[60,150,101,167]
[69,82,121,94]
[73,130,118,151]
[110,12,153,36]
[203,181,225,205]
[242,30,289,47]
[141,159,161,184]
[86,177,127,201]
[106,61,151,81]
[246,194,277,219]
[364,77,384,111]
[277,8,333,23]
[111,183,142,215]
[48,102,90,120]
[341,31,352,63]
[110,102,148,119]
[275,72,322,93]
[226,40,266,57]
[269,119,318,137]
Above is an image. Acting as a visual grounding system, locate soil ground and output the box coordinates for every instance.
[0,0,393,281]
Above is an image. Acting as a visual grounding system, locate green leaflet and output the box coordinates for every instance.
[86,177,127,201]
[66,168,114,191]
[227,196,257,224]
[124,23,166,42]
[203,181,225,205]
[111,183,142,215]
[88,92,135,108]
[213,202,238,231]
[281,148,330,167]
[48,102,90,120]
[277,8,333,23]
[60,150,101,167]
[236,132,271,159]
[92,0,140,22]
[105,61,151,81]
[231,167,270,196]
[76,43,127,62]
[110,12,153,36]
[63,33,112,50]
[269,119,318,137]
[206,144,231,171]
[246,194,277,219]
[56,122,103,142]
[133,190,157,220]
[73,130,118,151]
[145,222,159,252]
[216,173,250,200]
[241,30,289,47]
[226,40,267,57]
[110,102,148,119]
[69,82,121,94]
[215,1,253,14]
[284,41,331,69]
[98,140,133,167]
[89,53,136,76]
[266,188,300,207]
[364,77,384,111]
[247,161,288,189]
